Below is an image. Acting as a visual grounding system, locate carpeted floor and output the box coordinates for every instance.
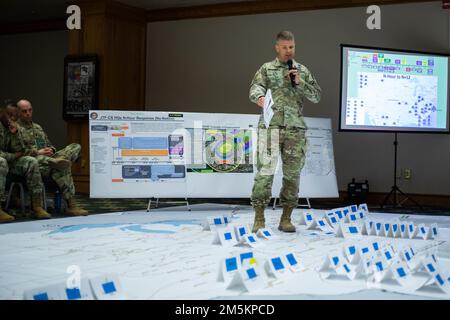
[3,192,450,223]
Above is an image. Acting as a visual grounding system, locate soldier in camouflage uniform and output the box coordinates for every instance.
[249,31,321,233]
[16,99,88,216]
[0,108,51,220]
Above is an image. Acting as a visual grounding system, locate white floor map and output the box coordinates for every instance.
[0,204,449,300]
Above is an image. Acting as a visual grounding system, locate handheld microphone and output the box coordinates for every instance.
[287,59,296,87]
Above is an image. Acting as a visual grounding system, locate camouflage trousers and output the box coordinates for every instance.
[0,156,44,201]
[37,143,81,200]
[251,127,307,209]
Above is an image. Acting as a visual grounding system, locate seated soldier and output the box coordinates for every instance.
[0,107,51,220]
[15,99,88,216]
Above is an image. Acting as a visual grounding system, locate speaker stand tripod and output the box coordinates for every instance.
[380,133,423,210]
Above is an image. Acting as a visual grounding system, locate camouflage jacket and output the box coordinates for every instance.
[6,124,38,157]
[249,58,321,128]
[0,124,17,162]
[17,119,55,155]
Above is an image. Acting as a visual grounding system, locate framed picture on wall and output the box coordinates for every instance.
[63,55,99,120]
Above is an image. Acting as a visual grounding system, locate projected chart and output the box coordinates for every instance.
[341,46,449,132]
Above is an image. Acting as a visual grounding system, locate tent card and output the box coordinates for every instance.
[364,220,377,236]
[212,226,238,247]
[346,212,359,223]
[350,205,358,213]
[257,228,274,240]
[283,252,305,272]
[24,284,64,300]
[343,244,360,264]
[400,223,409,238]
[375,222,385,237]
[430,223,439,239]
[316,218,334,233]
[415,258,449,293]
[239,233,261,248]
[383,222,394,238]
[89,274,125,300]
[408,222,418,239]
[203,216,228,231]
[300,212,316,228]
[227,262,266,292]
[333,209,344,220]
[390,222,401,238]
[417,224,433,240]
[335,223,362,238]
[217,256,240,283]
[358,203,369,213]
[265,256,290,278]
[319,253,344,277]
[24,279,94,300]
[326,212,339,228]
[234,224,250,242]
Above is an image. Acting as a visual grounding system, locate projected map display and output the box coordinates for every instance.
[340,46,449,132]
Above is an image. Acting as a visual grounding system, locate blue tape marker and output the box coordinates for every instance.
[409,224,414,232]
[214,218,222,225]
[239,227,246,236]
[376,261,384,272]
[225,257,238,272]
[343,264,350,273]
[224,217,229,224]
[401,225,405,232]
[33,292,49,300]
[376,223,381,230]
[271,257,285,271]
[224,232,232,240]
[372,242,379,251]
[102,281,117,294]
[306,214,313,221]
[436,274,444,286]
[432,227,437,235]
[420,227,426,234]
[405,252,411,261]
[286,253,297,266]
[240,252,253,262]
[427,263,435,273]
[263,230,271,237]
[248,236,256,243]
[336,210,343,219]
[246,268,257,279]
[351,205,358,212]
[331,217,337,224]
[348,226,358,234]
[350,215,356,221]
[349,246,356,255]
[66,287,81,300]
[397,267,406,278]
[393,224,398,232]
[319,220,325,226]
[332,256,339,266]
[385,251,392,260]
[385,224,390,231]
[362,247,369,254]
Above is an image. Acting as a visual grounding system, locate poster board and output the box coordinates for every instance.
[89,110,338,199]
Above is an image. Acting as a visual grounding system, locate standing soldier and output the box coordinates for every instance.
[249,31,321,232]
[0,108,50,220]
[16,99,88,216]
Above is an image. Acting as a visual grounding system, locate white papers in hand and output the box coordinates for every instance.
[263,89,274,128]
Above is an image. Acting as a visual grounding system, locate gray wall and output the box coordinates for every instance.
[0,30,68,150]
[146,1,450,195]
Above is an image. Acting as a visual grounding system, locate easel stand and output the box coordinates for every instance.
[147,198,191,212]
[380,133,422,210]
[272,197,311,210]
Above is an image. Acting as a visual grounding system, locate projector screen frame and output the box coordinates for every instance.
[339,44,450,134]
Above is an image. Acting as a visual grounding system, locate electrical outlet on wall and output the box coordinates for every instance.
[403,168,411,179]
